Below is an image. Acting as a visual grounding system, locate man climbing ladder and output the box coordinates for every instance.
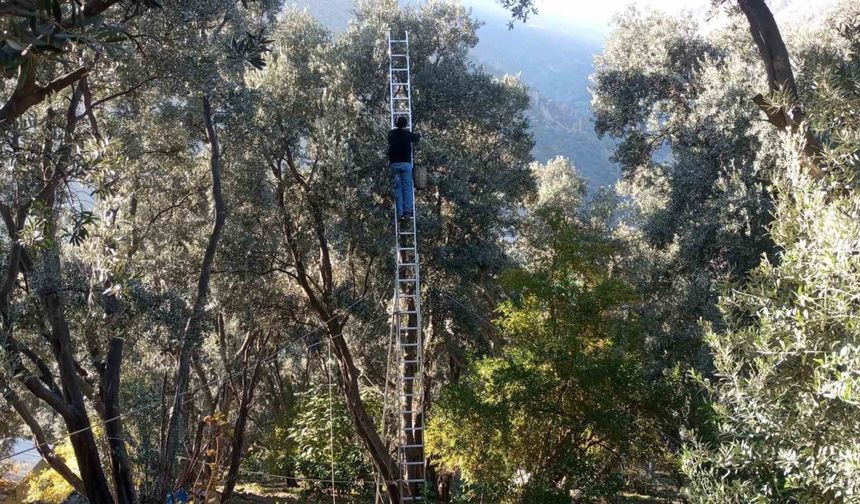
[387,30,427,503]
[389,116,421,220]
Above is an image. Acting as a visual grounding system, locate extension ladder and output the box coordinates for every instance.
[388,29,426,502]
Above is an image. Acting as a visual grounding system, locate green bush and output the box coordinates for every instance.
[682,135,860,502]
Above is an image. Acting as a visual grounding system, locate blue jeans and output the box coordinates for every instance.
[391,162,414,217]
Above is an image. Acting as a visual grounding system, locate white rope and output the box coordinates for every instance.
[0,289,389,464]
[376,293,397,504]
[176,454,412,486]
[176,455,377,486]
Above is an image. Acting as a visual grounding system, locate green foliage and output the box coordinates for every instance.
[677,8,860,496]
[22,443,76,503]
[682,7,860,501]
[0,0,156,76]
[5,0,860,501]
[428,159,663,502]
[682,133,860,502]
[593,7,779,366]
[590,8,802,461]
[796,2,860,186]
[494,0,537,26]
[278,388,375,497]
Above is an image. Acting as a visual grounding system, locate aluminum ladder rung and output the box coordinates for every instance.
[403,359,419,365]
[404,461,424,466]
[405,478,426,483]
[401,343,419,348]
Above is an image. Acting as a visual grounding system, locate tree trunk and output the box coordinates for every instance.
[736,0,823,175]
[221,334,265,502]
[3,385,87,495]
[327,318,402,504]
[271,150,402,503]
[0,92,115,504]
[40,248,116,504]
[158,94,227,499]
[102,337,137,504]
[33,139,114,503]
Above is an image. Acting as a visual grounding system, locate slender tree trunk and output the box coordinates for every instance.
[1,206,116,499]
[102,337,137,504]
[326,318,402,504]
[221,334,265,502]
[1,90,114,502]
[271,152,402,503]
[158,95,227,499]
[276,233,401,498]
[31,114,115,502]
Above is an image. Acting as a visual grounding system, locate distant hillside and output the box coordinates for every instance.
[471,16,599,105]
[469,10,618,186]
[528,91,619,185]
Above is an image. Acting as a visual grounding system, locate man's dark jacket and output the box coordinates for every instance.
[388,127,421,164]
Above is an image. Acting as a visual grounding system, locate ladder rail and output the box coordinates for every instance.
[386,28,426,503]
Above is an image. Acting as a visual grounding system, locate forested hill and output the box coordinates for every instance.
[285,0,621,186]
[470,12,619,185]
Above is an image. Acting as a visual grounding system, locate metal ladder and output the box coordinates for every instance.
[388,29,426,502]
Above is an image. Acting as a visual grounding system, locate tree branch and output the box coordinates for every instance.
[3,385,87,494]
[77,76,158,120]
[0,66,89,126]
[737,0,823,177]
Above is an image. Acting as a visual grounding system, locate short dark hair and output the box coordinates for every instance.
[395,116,408,128]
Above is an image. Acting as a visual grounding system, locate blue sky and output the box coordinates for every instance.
[464,0,839,36]
[466,0,709,33]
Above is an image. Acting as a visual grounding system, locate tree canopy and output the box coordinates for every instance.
[1,0,859,502]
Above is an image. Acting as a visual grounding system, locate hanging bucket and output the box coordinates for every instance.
[413,165,428,190]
